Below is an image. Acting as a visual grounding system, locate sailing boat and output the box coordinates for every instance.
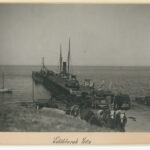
[0,72,12,93]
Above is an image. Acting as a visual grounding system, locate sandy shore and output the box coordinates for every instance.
[126,103,150,132]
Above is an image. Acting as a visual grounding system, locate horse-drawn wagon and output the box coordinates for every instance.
[114,94,131,110]
[135,96,150,106]
[93,90,114,109]
[143,96,150,105]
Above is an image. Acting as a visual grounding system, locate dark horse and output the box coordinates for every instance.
[105,109,116,129]
[79,98,100,125]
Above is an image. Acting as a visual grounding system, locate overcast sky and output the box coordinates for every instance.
[0,4,150,66]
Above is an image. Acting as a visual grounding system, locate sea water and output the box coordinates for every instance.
[1,65,150,103]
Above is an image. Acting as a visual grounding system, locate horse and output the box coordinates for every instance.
[70,105,80,118]
[96,110,104,120]
[81,109,105,126]
[95,109,105,126]
[102,109,110,123]
[115,110,127,132]
[80,108,95,122]
[105,109,116,129]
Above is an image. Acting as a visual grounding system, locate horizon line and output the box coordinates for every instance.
[1,64,150,67]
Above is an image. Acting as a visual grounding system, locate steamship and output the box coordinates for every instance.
[32,39,95,99]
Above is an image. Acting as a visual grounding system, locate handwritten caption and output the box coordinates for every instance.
[52,136,92,145]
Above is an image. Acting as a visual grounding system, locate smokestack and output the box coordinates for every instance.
[63,62,67,74]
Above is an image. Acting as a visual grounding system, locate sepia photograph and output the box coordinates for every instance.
[0,2,150,144]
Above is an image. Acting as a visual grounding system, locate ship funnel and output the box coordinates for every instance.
[63,62,67,74]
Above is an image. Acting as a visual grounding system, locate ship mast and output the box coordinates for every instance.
[32,78,34,102]
[59,44,62,73]
[42,57,45,69]
[2,72,4,89]
[67,38,71,74]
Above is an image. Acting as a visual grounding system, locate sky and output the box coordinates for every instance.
[0,4,150,66]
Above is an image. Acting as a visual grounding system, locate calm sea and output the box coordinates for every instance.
[1,65,150,103]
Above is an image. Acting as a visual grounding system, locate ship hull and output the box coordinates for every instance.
[32,71,94,105]
[32,72,70,98]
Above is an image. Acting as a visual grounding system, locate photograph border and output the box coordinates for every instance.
[0,0,150,145]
